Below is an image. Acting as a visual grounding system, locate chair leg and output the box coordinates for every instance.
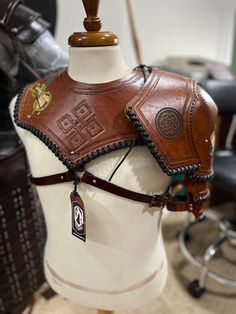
[199,235,228,288]
[179,211,236,297]
[188,235,228,298]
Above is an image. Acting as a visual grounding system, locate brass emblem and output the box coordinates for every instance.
[27,83,52,118]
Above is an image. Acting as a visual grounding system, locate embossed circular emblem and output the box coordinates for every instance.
[156,108,183,139]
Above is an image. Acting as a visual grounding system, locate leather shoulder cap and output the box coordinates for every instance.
[126,68,218,177]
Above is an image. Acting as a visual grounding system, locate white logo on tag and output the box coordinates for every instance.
[74,205,84,229]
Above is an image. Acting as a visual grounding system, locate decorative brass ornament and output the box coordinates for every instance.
[27,83,52,118]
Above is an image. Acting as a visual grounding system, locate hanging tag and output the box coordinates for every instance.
[70,191,86,242]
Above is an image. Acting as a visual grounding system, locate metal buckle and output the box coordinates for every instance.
[148,195,158,208]
[148,194,169,208]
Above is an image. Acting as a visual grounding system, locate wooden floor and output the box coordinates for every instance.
[31,206,236,314]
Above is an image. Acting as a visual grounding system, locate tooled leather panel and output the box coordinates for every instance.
[189,85,218,178]
[126,68,201,175]
[14,68,144,170]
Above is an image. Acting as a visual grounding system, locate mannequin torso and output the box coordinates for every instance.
[10,45,171,310]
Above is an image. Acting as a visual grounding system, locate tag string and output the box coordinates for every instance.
[73,175,80,195]
[108,65,150,182]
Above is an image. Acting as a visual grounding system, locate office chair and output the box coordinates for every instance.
[178,79,236,298]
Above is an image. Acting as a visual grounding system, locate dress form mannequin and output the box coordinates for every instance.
[9,1,216,312]
[9,1,170,311]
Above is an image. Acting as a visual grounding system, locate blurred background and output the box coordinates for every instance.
[1,1,236,313]
[56,0,236,71]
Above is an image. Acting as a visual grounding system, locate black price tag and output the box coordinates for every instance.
[70,191,86,242]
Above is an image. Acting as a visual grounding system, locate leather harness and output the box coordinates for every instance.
[30,169,184,210]
[14,65,217,235]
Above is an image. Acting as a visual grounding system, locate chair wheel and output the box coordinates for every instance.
[176,230,191,242]
[184,232,191,242]
[188,280,205,298]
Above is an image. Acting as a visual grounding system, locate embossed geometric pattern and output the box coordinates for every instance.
[73,101,92,120]
[86,120,103,137]
[57,114,75,133]
[68,131,86,148]
[57,100,104,151]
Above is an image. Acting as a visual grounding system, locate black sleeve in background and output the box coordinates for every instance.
[0,0,58,131]
[24,0,57,35]
[17,0,57,91]
[0,69,18,130]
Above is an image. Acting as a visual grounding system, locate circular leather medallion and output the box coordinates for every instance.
[156,108,183,139]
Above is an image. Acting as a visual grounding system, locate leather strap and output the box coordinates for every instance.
[82,173,205,220]
[31,170,170,208]
[81,172,169,208]
[30,170,208,220]
[30,171,74,185]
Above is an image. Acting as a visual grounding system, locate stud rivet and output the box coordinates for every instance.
[11,27,18,33]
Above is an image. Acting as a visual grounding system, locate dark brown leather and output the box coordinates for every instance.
[0,141,46,314]
[82,172,171,208]
[167,178,210,220]
[30,170,206,219]
[0,146,28,194]
[0,0,21,22]
[0,0,49,43]
[30,170,75,186]
[31,170,169,208]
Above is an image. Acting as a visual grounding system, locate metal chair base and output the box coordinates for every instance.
[178,211,236,298]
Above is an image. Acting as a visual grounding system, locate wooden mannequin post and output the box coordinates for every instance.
[69,0,118,47]
[76,4,114,314]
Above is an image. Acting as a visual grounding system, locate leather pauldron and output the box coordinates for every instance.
[14,66,217,219]
[126,68,217,178]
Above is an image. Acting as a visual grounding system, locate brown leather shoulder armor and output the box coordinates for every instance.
[14,68,144,170]
[14,66,217,222]
[126,68,217,178]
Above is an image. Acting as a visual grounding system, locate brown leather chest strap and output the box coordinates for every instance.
[30,171,170,208]
[30,171,207,220]
[82,172,169,208]
[30,171,74,185]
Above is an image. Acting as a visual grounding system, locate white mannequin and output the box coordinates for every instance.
[10,45,171,310]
